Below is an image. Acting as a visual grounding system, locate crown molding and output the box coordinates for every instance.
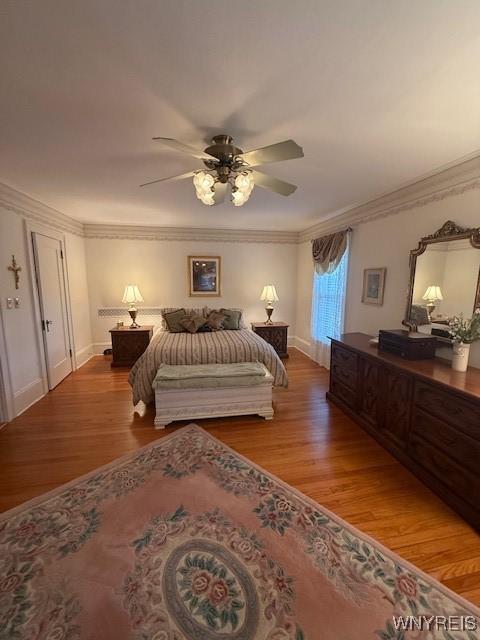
[3,151,480,245]
[299,153,480,242]
[0,183,84,236]
[83,223,299,244]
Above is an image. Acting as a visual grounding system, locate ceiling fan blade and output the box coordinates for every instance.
[251,170,297,196]
[238,139,303,167]
[152,137,217,160]
[213,181,228,204]
[139,171,195,187]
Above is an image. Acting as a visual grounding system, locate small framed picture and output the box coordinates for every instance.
[188,256,221,296]
[362,268,386,305]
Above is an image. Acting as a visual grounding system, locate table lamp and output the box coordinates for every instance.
[422,285,443,320]
[122,284,144,328]
[260,284,279,324]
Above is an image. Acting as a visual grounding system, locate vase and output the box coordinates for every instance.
[451,342,470,372]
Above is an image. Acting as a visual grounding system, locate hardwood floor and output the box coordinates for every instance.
[1,348,479,605]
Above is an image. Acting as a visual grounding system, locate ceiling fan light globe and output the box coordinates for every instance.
[195,183,215,200]
[196,173,215,190]
[232,190,248,206]
[193,171,206,188]
[200,193,215,205]
[235,173,253,192]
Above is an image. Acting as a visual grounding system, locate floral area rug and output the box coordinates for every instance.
[1,425,478,640]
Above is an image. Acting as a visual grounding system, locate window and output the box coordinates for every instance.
[311,247,349,367]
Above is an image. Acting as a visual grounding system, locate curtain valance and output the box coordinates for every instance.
[312,229,350,274]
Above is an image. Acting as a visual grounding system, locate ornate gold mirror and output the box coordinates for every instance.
[404,221,480,336]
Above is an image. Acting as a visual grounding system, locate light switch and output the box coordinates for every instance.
[14,298,20,308]
[6,298,13,309]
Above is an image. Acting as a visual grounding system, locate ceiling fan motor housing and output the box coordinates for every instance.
[204,134,244,169]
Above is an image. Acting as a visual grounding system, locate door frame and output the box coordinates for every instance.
[0,302,14,423]
[25,220,75,394]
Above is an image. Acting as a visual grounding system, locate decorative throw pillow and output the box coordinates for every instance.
[204,307,247,328]
[197,324,212,333]
[206,311,227,331]
[180,313,207,334]
[163,308,187,332]
[160,307,206,330]
[220,308,243,330]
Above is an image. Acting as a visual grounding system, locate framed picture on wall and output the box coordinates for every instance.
[188,256,221,296]
[362,268,386,305]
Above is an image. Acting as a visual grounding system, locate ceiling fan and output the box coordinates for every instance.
[140,134,304,206]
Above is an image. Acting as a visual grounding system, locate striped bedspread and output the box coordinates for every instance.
[128,329,288,405]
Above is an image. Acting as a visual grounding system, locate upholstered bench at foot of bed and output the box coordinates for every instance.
[152,362,274,429]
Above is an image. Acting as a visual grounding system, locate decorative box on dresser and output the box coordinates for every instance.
[327,333,480,530]
[109,325,153,368]
[251,322,289,358]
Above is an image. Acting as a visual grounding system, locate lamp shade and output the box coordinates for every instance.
[422,285,443,302]
[260,284,279,302]
[122,284,144,304]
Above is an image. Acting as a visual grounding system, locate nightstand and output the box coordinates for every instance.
[251,322,289,358]
[109,325,153,367]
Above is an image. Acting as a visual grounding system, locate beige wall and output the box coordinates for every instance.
[2,181,480,419]
[295,187,480,367]
[85,238,298,347]
[65,232,94,365]
[294,240,314,354]
[0,207,44,415]
[441,245,480,317]
[412,247,448,307]
[0,206,92,417]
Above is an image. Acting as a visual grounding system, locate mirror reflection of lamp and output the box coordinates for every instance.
[422,285,443,320]
[260,284,279,324]
[122,285,144,328]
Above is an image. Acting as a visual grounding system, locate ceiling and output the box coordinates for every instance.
[1,0,480,232]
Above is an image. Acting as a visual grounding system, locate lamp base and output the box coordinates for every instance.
[265,307,274,325]
[426,302,436,321]
[128,307,141,328]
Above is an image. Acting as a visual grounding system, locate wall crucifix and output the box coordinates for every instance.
[8,254,21,289]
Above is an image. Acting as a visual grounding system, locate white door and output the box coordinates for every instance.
[32,233,73,389]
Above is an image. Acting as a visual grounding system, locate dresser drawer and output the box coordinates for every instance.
[409,434,480,509]
[414,381,479,440]
[411,408,479,475]
[332,343,358,369]
[359,357,380,426]
[382,369,412,448]
[332,344,358,374]
[331,360,358,391]
[330,378,357,410]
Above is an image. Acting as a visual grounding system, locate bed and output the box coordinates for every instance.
[128,328,288,405]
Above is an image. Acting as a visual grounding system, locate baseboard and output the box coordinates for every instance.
[92,342,111,355]
[74,344,95,369]
[290,336,312,359]
[13,377,45,416]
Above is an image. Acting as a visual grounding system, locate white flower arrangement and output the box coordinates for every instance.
[448,308,480,344]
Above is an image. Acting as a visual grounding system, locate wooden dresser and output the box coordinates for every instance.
[327,333,480,530]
